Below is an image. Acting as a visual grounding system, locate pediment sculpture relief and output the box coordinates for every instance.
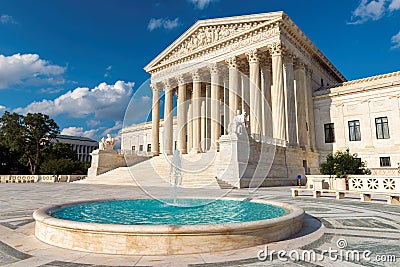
[163,21,269,63]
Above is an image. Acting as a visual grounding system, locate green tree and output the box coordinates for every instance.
[39,142,88,175]
[0,112,59,174]
[39,158,87,175]
[320,149,366,178]
[41,142,78,161]
[0,111,25,152]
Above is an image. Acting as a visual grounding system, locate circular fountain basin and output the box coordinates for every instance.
[33,198,304,255]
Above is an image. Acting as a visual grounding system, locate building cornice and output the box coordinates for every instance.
[314,71,400,100]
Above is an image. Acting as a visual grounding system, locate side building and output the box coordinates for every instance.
[314,71,400,175]
[55,135,99,163]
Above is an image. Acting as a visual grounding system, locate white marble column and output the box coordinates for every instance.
[241,73,250,126]
[176,75,187,154]
[191,70,201,153]
[200,89,206,152]
[283,53,298,147]
[306,68,316,151]
[209,64,221,150]
[150,84,161,155]
[223,80,229,134]
[226,57,240,124]
[187,95,193,152]
[268,43,286,142]
[205,84,211,151]
[294,60,307,149]
[246,49,262,139]
[163,80,174,155]
[261,62,272,140]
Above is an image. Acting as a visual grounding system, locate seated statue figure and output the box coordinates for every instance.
[99,134,115,151]
[228,110,247,136]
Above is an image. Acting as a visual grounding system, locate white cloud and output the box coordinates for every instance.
[189,0,216,9]
[123,95,152,126]
[86,119,101,127]
[102,121,123,136]
[14,80,134,119]
[0,105,8,116]
[104,65,112,78]
[349,0,387,24]
[391,31,400,49]
[0,14,17,24]
[38,87,64,94]
[0,53,65,89]
[389,0,400,10]
[61,127,98,139]
[147,18,180,31]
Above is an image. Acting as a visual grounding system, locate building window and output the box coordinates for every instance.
[139,145,143,151]
[375,117,390,139]
[324,123,335,143]
[132,146,135,151]
[321,78,324,87]
[147,144,151,152]
[380,157,391,167]
[348,120,361,141]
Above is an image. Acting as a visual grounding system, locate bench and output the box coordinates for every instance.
[291,188,338,198]
[359,191,400,204]
[291,188,400,205]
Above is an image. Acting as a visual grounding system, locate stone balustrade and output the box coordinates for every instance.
[306,175,400,193]
[0,175,86,183]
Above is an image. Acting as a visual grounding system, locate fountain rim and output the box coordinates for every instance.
[33,197,304,234]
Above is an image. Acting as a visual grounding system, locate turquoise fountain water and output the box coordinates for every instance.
[49,198,286,225]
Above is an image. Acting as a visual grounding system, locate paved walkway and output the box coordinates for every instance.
[0,183,399,266]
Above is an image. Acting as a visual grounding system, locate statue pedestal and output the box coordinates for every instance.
[217,133,249,188]
[87,149,126,177]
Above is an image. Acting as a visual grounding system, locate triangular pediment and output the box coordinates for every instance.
[144,12,284,73]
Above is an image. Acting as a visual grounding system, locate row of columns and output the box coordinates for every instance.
[150,42,316,156]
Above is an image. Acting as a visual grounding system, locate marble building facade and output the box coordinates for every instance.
[121,12,400,184]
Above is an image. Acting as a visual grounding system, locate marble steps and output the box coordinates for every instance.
[78,153,221,189]
[145,154,220,189]
[215,177,237,189]
[76,167,138,185]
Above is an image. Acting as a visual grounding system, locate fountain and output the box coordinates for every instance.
[33,197,304,255]
[33,142,303,255]
[169,150,182,205]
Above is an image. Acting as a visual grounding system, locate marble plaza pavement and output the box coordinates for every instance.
[0,183,399,267]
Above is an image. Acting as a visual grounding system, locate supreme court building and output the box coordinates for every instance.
[121,12,400,185]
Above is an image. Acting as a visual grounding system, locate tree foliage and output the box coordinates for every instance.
[41,142,78,161]
[39,142,88,175]
[39,158,88,175]
[320,149,366,178]
[0,112,59,174]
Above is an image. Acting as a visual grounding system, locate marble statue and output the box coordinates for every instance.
[99,134,115,151]
[228,110,247,136]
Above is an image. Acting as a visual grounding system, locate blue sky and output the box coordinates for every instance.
[0,0,399,143]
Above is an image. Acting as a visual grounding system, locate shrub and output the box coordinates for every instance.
[320,149,366,178]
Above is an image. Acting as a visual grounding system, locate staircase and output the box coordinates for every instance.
[78,152,223,189]
[75,167,138,185]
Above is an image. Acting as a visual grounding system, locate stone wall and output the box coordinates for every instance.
[0,175,86,183]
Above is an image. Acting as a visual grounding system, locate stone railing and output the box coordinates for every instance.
[0,175,86,183]
[306,175,400,193]
[347,176,400,193]
[369,168,400,176]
